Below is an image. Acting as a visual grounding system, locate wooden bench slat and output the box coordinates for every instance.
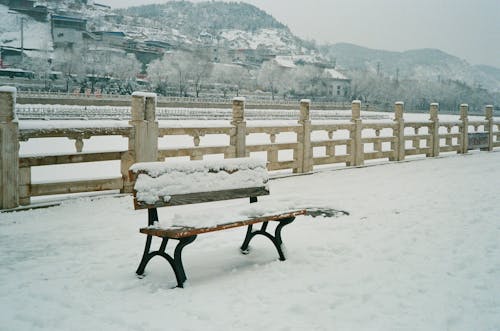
[140,209,306,238]
[133,186,270,209]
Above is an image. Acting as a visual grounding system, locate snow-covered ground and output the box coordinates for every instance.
[1,151,499,330]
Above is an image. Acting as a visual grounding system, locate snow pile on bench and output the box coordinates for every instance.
[130,158,268,205]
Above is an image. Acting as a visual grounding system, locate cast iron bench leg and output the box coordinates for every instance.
[136,235,197,288]
[240,217,295,261]
[172,236,197,287]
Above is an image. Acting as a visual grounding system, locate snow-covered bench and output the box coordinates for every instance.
[129,158,306,288]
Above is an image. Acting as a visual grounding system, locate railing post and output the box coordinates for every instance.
[295,99,312,173]
[484,105,494,152]
[230,97,246,158]
[350,100,364,166]
[122,92,159,193]
[429,103,440,157]
[0,87,19,209]
[459,104,469,154]
[392,101,405,161]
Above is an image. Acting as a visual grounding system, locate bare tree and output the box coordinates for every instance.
[227,65,250,97]
[147,56,170,95]
[210,63,250,97]
[190,51,213,98]
[165,51,193,97]
[257,60,286,100]
[106,53,142,94]
[152,51,214,97]
[289,65,324,98]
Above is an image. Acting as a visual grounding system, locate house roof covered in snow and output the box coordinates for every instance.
[274,56,296,69]
[324,68,349,80]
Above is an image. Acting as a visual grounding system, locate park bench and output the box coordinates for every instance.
[130,158,306,288]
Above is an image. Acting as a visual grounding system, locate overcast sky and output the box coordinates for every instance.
[99,0,500,68]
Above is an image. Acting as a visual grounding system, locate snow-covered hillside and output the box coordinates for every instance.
[220,28,301,53]
[323,43,500,92]
[114,1,298,51]
[0,4,52,51]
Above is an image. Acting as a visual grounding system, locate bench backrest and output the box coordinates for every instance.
[130,158,269,210]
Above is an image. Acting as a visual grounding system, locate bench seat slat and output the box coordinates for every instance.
[140,209,306,238]
[134,186,270,209]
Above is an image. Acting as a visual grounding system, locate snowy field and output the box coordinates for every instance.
[1,151,499,331]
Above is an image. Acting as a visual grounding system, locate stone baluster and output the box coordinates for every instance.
[267,133,278,169]
[374,129,382,152]
[327,130,336,158]
[446,127,452,146]
[413,127,419,149]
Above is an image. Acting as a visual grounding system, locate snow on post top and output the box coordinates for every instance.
[0,86,17,121]
[131,158,269,205]
[233,97,246,102]
[132,91,157,99]
[300,99,311,105]
[0,86,17,95]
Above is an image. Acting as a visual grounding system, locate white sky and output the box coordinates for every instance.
[99,0,500,68]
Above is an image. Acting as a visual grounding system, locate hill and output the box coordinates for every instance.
[112,1,307,54]
[322,43,500,92]
[116,1,286,33]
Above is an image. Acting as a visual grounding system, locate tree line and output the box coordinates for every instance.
[18,47,499,112]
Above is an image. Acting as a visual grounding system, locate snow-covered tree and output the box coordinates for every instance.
[291,65,324,98]
[187,50,213,97]
[148,51,214,97]
[106,53,142,94]
[257,60,287,100]
[210,63,250,97]
[147,56,170,95]
[166,51,193,97]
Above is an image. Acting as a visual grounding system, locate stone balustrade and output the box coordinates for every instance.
[0,86,498,209]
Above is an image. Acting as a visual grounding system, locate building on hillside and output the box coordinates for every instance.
[0,46,23,67]
[228,48,275,66]
[7,0,48,21]
[144,40,172,51]
[93,31,126,48]
[323,68,351,99]
[51,15,87,49]
[93,3,111,10]
[8,0,34,9]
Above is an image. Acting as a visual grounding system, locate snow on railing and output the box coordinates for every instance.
[17,90,362,110]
